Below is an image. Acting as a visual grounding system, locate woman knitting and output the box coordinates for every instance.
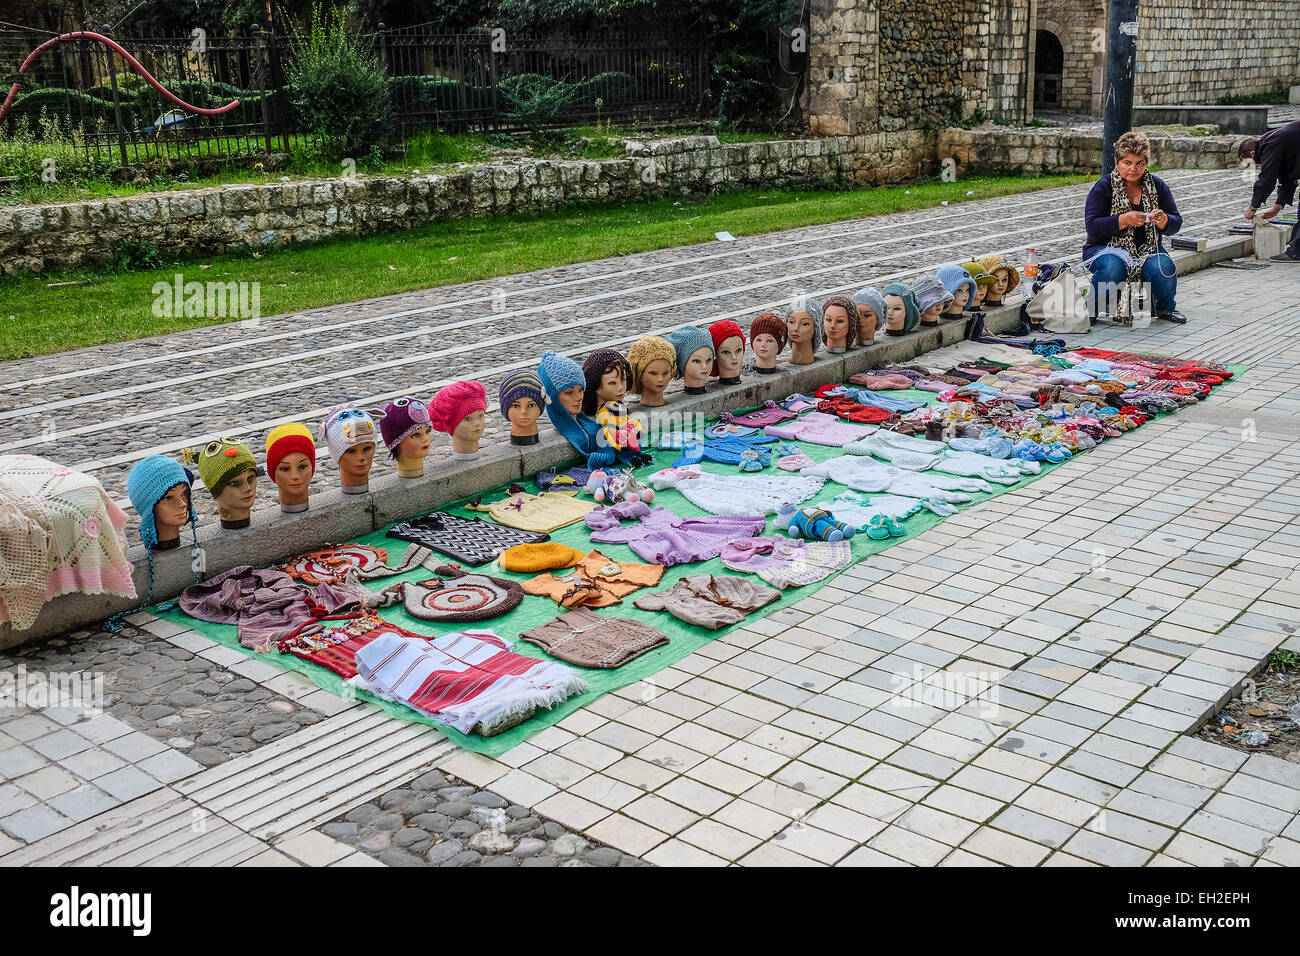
[1082,131,1186,325]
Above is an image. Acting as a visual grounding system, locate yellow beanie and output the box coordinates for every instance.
[498,542,585,573]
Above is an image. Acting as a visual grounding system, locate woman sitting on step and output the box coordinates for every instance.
[1082,130,1186,325]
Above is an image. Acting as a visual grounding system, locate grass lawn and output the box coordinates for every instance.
[0,172,1089,361]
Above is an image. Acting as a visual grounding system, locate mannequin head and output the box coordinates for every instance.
[321,406,380,491]
[498,370,547,446]
[558,386,584,416]
[538,349,595,459]
[627,336,677,407]
[665,326,714,394]
[785,295,823,366]
[961,262,994,310]
[581,349,633,416]
[852,287,885,345]
[977,255,1020,303]
[429,380,489,460]
[937,264,976,318]
[911,275,952,327]
[709,320,746,383]
[378,397,433,477]
[128,454,198,551]
[749,313,787,371]
[880,282,919,336]
[821,294,859,352]
[265,422,315,509]
[186,438,259,528]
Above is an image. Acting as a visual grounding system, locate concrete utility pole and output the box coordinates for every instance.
[1101,0,1139,176]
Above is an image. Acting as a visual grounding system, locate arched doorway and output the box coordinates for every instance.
[1034,30,1064,109]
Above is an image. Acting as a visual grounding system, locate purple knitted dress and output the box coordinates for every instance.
[585,502,766,567]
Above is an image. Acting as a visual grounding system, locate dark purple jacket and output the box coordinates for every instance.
[1082,174,1183,262]
[1250,119,1300,208]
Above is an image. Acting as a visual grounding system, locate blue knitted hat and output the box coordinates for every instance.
[664,327,715,380]
[498,369,546,421]
[852,287,887,324]
[127,454,197,550]
[537,350,585,401]
[937,264,977,304]
[881,281,921,332]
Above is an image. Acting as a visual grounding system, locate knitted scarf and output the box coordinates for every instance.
[1109,168,1160,277]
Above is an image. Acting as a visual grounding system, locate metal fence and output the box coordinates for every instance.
[0,25,708,163]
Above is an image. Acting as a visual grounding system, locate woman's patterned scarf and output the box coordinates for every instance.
[1109,167,1160,277]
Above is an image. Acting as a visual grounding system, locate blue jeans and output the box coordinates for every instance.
[1087,251,1178,316]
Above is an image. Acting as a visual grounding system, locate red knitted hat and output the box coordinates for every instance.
[429,380,488,435]
[709,320,746,377]
[749,313,787,353]
[265,423,316,478]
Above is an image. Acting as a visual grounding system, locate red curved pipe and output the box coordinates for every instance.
[0,30,241,125]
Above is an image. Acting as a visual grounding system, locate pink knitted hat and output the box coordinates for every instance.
[429,380,487,435]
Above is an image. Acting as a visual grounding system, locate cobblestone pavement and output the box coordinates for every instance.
[0,168,1253,540]
[321,769,648,867]
[3,223,1300,867]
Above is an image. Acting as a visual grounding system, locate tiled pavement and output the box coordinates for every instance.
[3,258,1300,866]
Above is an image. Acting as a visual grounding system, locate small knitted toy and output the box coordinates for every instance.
[626,336,677,394]
[709,319,747,379]
[775,503,856,542]
[581,349,634,416]
[585,468,655,505]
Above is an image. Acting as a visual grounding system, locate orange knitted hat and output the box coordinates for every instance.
[498,542,585,572]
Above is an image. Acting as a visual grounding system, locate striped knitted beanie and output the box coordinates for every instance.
[581,349,633,416]
[910,274,952,313]
[498,370,547,421]
[664,326,715,381]
[626,336,677,394]
[749,313,787,352]
[127,454,197,550]
[265,422,316,477]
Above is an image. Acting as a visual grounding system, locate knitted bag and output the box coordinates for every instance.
[401,564,524,622]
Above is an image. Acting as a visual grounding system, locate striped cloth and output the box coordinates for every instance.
[352,626,588,736]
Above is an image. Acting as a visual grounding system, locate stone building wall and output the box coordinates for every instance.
[0,132,934,276]
[940,126,1241,176]
[985,0,1033,122]
[806,0,879,135]
[876,0,966,131]
[1135,0,1300,105]
[1036,0,1105,114]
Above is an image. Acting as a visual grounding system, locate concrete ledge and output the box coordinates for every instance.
[0,235,1254,649]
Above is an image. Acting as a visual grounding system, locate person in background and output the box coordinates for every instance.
[1239,118,1300,263]
[1082,130,1186,324]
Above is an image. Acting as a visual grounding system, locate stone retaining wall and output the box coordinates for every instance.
[939,127,1242,177]
[0,132,933,276]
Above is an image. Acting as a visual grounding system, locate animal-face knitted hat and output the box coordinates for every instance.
[626,336,677,393]
[937,264,977,305]
[581,349,634,416]
[978,254,1020,294]
[787,294,824,354]
[852,287,888,324]
[182,438,258,497]
[910,275,952,314]
[664,326,715,380]
[265,423,316,477]
[497,370,546,422]
[320,405,381,463]
[127,454,197,550]
[429,381,488,435]
[960,260,998,290]
[749,313,787,352]
[708,320,746,376]
[379,398,432,455]
[820,294,860,345]
[880,281,921,332]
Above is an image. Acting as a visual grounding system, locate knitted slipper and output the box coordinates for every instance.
[865,515,893,540]
[777,453,815,472]
[920,497,958,516]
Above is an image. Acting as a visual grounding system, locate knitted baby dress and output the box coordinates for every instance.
[647,466,824,516]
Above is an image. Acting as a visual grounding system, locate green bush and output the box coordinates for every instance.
[285,3,393,159]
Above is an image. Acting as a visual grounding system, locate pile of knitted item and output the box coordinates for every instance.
[585,500,767,567]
